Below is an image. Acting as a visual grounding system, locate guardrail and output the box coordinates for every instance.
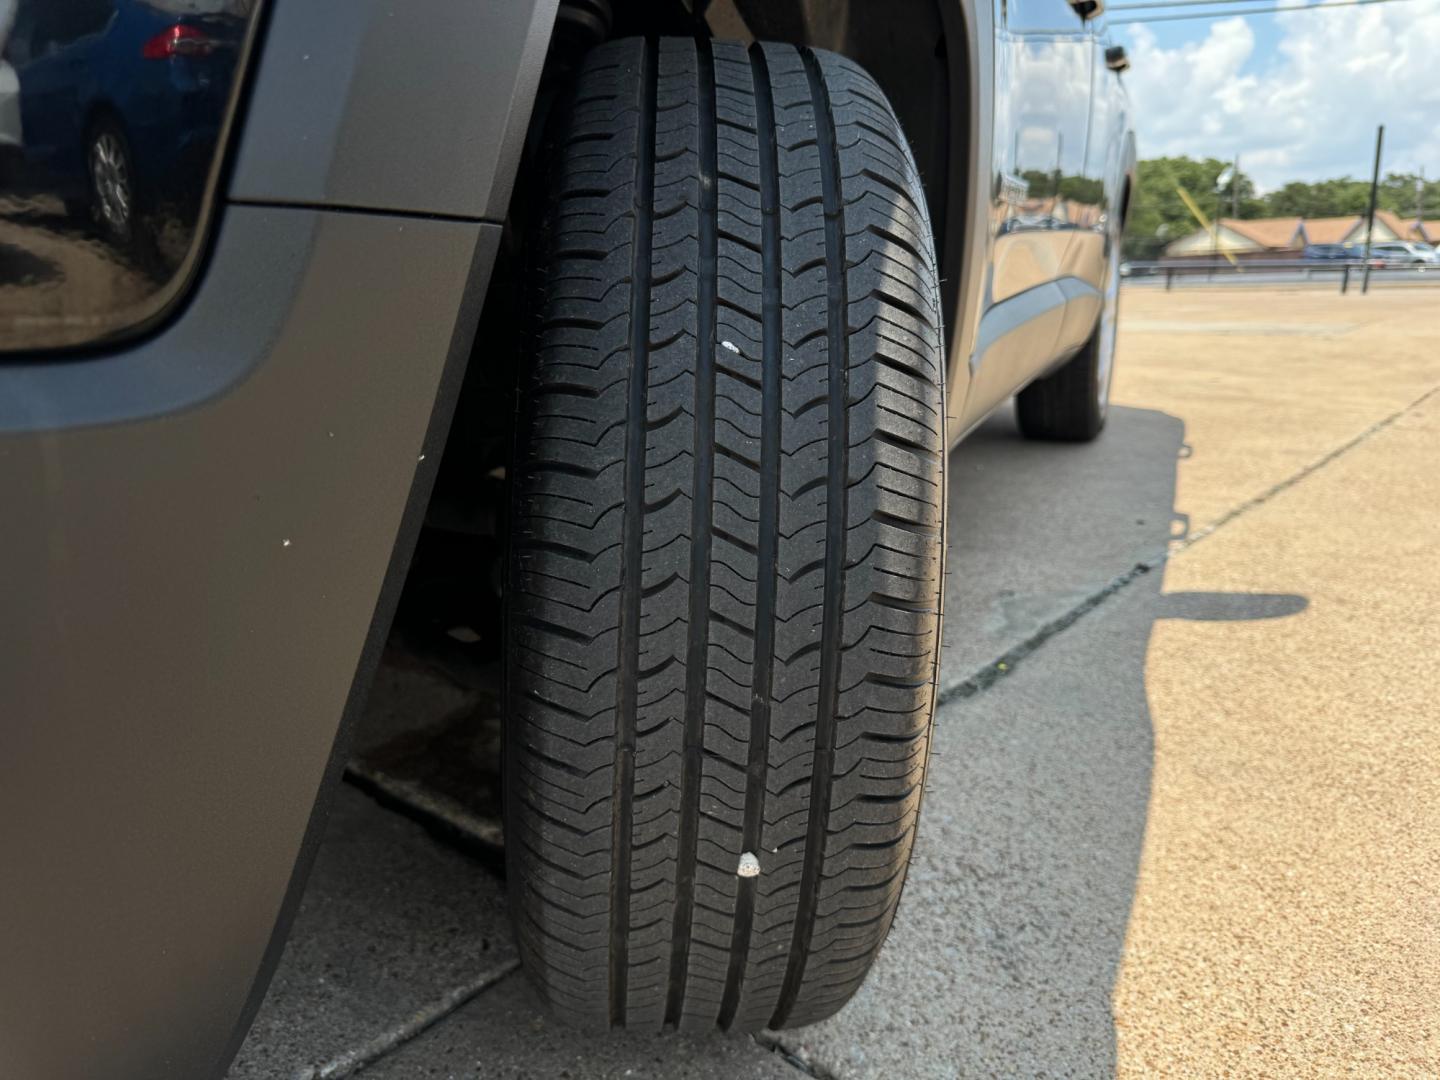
[1122,259,1439,294]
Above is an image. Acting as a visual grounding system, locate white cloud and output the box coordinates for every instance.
[1122,0,1440,189]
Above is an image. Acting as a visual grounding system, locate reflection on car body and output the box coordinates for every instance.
[0,0,252,349]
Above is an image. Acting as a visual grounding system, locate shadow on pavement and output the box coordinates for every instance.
[786,404,1307,1078]
[1155,591,1307,621]
[0,241,60,287]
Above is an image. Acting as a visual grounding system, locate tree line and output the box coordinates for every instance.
[1123,156,1440,259]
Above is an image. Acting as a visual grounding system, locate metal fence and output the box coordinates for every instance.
[1122,259,1440,293]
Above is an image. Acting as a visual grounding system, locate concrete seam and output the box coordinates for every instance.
[752,1030,841,1079]
[343,764,504,853]
[292,961,521,1080]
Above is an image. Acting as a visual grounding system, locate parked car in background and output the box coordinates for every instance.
[1367,240,1440,267]
[0,2,1134,1077]
[1304,242,1351,261]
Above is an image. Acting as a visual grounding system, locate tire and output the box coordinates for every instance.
[506,37,945,1034]
[1015,246,1121,442]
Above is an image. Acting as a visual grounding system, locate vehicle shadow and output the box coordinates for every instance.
[0,237,63,287]
[782,404,1308,1077]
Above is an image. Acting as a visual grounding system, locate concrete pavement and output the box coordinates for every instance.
[232,286,1440,1077]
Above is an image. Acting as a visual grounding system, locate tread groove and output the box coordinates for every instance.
[610,36,658,1028]
[666,36,718,1029]
[772,46,849,1031]
[718,43,782,1032]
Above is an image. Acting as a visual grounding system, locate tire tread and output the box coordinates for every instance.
[507,37,945,1034]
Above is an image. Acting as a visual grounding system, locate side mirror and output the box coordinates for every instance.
[1069,0,1105,19]
[1106,45,1130,73]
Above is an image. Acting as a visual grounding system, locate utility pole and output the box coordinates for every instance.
[1362,124,1384,295]
[1214,190,1221,256]
[1213,162,1235,257]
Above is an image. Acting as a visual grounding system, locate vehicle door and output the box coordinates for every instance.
[960,0,1094,430]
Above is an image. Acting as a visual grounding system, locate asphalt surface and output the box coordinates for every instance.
[230,286,1440,1078]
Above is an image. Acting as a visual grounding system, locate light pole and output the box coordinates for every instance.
[1362,125,1384,294]
[1215,162,1236,259]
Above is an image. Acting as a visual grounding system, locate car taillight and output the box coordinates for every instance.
[141,24,216,59]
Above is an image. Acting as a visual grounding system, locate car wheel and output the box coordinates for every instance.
[1015,236,1121,442]
[88,121,137,246]
[506,37,945,1033]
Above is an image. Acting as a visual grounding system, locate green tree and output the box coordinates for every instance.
[1261,178,1370,217]
[1376,172,1440,220]
[1123,156,1259,259]
[1257,173,1440,220]
[1122,158,1440,260]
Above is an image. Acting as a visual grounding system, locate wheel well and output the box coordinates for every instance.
[511,0,972,322]
[80,103,131,188]
[410,0,976,655]
[82,103,125,148]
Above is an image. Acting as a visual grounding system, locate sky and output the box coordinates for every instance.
[1112,0,1440,192]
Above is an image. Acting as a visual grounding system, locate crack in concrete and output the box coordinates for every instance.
[344,762,504,855]
[292,961,521,1080]
[753,1030,840,1079]
[936,380,1440,709]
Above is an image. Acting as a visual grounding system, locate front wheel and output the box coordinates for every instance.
[506,37,945,1034]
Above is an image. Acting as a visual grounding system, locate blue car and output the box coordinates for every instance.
[3,0,242,256]
[1304,243,1352,261]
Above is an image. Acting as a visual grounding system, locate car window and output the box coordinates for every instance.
[32,0,112,55]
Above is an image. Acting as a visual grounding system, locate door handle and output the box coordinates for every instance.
[1105,45,1130,72]
[1069,0,1104,20]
